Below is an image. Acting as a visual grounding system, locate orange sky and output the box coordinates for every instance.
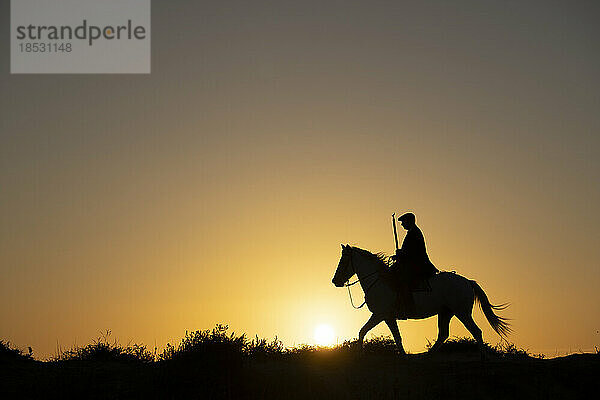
[1,1,599,359]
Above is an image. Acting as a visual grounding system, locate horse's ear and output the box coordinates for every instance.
[341,244,345,249]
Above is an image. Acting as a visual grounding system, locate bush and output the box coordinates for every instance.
[246,335,284,358]
[4,327,553,364]
[52,330,154,363]
[425,336,543,359]
[362,335,399,354]
[158,324,246,362]
[496,340,544,360]
[425,336,487,354]
[0,340,33,362]
[283,335,399,359]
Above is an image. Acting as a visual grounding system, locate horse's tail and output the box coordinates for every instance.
[470,280,511,338]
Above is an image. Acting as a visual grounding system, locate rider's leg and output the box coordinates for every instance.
[395,278,413,319]
[398,284,415,319]
[358,314,383,349]
[384,318,406,356]
[405,289,416,315]
[429,309,452,352]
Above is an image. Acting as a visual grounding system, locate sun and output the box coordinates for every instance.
[313,324,335,346]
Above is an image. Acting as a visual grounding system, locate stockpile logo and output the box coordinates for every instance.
[11,0,151,74]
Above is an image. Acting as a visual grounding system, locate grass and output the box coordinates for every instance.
[157,324,246,362]
[52,330,154,363]
[0,339,34,362]
[1,326,598,399]
[424,336,545,360]
[39,325,542,363]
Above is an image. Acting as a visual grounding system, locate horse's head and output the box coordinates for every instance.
[332,244,354,287]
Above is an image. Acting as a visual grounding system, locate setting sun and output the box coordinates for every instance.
[314,324,335,346]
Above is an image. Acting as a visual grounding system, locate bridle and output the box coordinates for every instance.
[343,247,380,309]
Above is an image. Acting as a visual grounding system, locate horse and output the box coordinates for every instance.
[332,244,510,357]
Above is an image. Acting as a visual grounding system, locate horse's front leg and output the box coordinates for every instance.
[385,318,407,356]
[357,314,383,350]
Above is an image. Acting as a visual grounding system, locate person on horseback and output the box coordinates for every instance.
[390,212,438,318]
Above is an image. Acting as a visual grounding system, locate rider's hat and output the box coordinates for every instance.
[398,212,416,223]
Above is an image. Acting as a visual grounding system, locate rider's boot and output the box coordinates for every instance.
[405,291,416,317]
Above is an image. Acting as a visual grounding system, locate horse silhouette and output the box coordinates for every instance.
[332,245,510,357]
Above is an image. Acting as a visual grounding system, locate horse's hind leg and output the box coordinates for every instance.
[456,312,485,360]
[384,318,407,356]
[428,309,452,353]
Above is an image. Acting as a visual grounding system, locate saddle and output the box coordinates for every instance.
[411,276,433,292]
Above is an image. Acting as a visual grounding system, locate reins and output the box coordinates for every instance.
[346,284,366,309]
[344,249,380,309]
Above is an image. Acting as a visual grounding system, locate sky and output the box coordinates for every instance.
[1,0,599,359]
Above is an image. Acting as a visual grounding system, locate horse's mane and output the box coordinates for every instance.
[351,246,392,270]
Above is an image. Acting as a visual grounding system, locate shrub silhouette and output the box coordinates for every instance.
[362,335,398,354]
[6,325,542,364]
[246,335,284,358]
[1,328,596,400]
[52,330,154,363]
[158,324,246,362]
[0,340,33,362]
[424,336,541,359]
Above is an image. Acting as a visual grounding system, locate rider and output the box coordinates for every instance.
[390,212,438,318]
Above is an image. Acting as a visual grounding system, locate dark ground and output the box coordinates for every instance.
[1,351,598,399]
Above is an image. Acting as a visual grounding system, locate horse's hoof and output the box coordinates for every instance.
[353,344,365,356]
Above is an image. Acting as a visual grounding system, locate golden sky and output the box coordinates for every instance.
[1,1,599,358]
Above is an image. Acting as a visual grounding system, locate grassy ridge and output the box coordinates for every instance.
[1,326,598,399]
[15,324,540,363]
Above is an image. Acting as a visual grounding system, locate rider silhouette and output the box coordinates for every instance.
[390,212,438,318]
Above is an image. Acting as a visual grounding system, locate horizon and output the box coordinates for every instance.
[1,1,599,360]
